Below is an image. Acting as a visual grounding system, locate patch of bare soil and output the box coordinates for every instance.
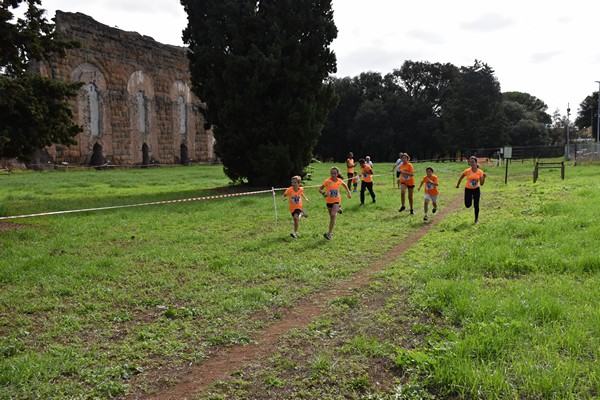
[131,194,464,400]
[0,221,25,231]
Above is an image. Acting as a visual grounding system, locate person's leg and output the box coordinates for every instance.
[473,188,480,221]
[408,187,414,212]
[347,173,353,190]
[464,188,473,208]
[360,181,366,204]
[367,182,375,202]
[328,204,339,234]
[400,184,406,208]
[424,198,429,214]
[293,213,300,232]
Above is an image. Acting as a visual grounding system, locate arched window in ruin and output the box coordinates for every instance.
[90,142,104,166]
[180,143,189,165]
[178,96,187,135]
[142,143,150,166]
[137,91,147,133]
[87,83,100,136]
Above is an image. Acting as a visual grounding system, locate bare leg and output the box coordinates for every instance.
[293,214,300,232]
[400,185,406,207]
[328,204,339,234]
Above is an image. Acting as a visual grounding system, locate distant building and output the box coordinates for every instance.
[32,11,216,166]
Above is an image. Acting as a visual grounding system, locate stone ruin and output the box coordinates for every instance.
[31,11,216,167]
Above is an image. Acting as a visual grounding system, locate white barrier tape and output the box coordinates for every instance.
[0,173,394,221]
[0,188,286,221]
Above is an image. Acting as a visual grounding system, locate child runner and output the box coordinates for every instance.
[319,166,352,240]
[282,175,310,238]
[417,166,439,221]
[346,152,358,192]
[456,156,487,223]
[398,153,415,214]
[358,158,376,205]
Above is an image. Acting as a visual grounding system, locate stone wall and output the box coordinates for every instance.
[36,11,216,166]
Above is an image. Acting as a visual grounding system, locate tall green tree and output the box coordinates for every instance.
[441,60,508,154]
[314,77,362,161]
[0,0,81,160]
[501,92,551,145]
[575,92,598,139]
[181,0,338,185]
[392,61,458,159]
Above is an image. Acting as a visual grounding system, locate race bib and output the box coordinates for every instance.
[291,196,301,204]
[363,173,368,178]
[329,189,339,198]
[469,179,479,187]
[426,183,434,190]
[402,174,409,180]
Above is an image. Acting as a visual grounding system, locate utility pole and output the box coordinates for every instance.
[566,104,570,160]
[596,81,600,146]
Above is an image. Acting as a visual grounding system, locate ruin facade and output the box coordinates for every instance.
[35,11,215,166]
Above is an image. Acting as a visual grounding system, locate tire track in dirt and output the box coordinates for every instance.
[138,193,463,400]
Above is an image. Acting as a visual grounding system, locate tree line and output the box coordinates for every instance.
[2,0,598,186]
[315,61,567,163]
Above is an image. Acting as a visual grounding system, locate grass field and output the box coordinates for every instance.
[1,159,599,399]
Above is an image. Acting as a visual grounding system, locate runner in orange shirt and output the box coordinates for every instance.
[282,175,310,238]
[346,152,358,192]
[398,153,415,214]
[456,156,487,223]
[319,166,352,240]
[417,166,439,221]
[358,158,376,205]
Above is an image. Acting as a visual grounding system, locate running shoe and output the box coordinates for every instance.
[432,207,437,214]
[290,232,298,238]
[337,208,343,214]
[323,233,332,240]
[410,209,414,215]
[398,206,406,212]
[301,210,308,218]
[423,215,428,221]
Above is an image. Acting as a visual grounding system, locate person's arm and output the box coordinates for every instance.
[480,171,487,186]
[418,182,424,191]
[341,181,352,198]
[456,174,465,188]
[319,184,327,197]
[302,192,310,202]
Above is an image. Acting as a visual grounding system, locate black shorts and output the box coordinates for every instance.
[291,209,302,217]
[401,183,415,189]
[347,173,354,179]
[326,202,340,208]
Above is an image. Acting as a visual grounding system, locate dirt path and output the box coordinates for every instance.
[139,194,463,400]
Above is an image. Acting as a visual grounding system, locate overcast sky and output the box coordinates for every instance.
[38,0,600,119]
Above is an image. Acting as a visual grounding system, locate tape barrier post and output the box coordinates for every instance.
[272,187,278,224]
